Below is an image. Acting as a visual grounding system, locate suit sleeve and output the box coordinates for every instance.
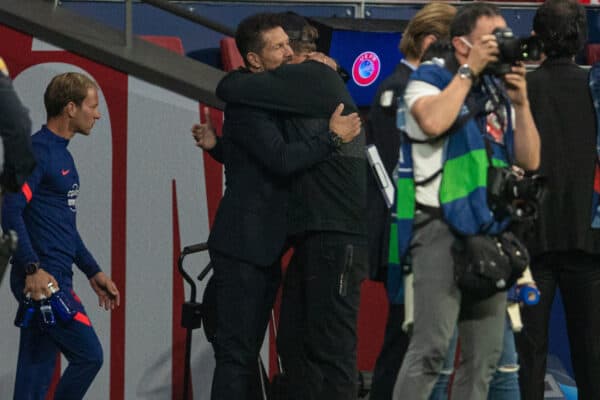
[206,136,224,163]
[1,144,47,268]
[0,73,35,192]
[74,232,101,278]
[226,106,335,176]
[216,62,357,117]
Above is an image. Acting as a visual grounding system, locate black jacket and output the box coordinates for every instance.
[208,103,335,266]
[0,72,35,192]
[526,57,600,256]
[365,63,413,280]
[217,61,366,238]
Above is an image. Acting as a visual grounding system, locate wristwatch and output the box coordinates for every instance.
[24,262,40,275]
[330,131,343,148]
[458,64,475,81]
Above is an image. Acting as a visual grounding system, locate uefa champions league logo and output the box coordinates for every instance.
[352,51,381,87]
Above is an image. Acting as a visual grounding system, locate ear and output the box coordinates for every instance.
[65,101,77,118]
[246,52,264,71]
[452,36,469,58]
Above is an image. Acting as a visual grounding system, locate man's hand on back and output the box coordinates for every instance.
[329,103,361,143]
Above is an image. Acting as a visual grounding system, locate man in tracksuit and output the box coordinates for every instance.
[2,72,120,400]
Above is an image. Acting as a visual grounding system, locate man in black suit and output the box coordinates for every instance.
[193,13,361,400]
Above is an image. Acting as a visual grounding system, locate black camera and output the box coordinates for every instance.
[484,27,543,76]
[487,166,546,220]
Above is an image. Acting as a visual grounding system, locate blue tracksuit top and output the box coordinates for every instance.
[1,125,100,285]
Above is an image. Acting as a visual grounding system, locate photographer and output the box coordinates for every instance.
[365,4,457,399]
[391,3,539,399]
[0,56,35,282]
[515,1,600,398]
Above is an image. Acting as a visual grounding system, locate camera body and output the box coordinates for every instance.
[487,166,546,220]
[484,27,543,76]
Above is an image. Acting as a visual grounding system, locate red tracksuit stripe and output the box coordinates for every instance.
[74,312,92,327]
[22,183,32,203]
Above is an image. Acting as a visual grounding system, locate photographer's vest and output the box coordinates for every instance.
[387,63,515,304]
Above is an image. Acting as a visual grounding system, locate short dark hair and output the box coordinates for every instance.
[450,2,501,39]
[44,72,98,118]
[533,0,587,58]
[235,13,283,67]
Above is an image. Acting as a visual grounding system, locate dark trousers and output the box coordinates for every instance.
[13,292,103,400]
[277,232,367,400]
[516,252,600,400]
[209,250,281,400]
[369,304,409,400]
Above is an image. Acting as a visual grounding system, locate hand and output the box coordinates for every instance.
[191,107,217,150]
[306,52,338,71]
[24,268,59,301]
[503,63,528,107]
[466,34,500,77]
[89,271,120,310]
[329,103,361,143]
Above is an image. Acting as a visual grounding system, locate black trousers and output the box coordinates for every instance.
[277,232,367,400]
[209,250,281,400]
[369,304,410,400]
[516,251,600,400]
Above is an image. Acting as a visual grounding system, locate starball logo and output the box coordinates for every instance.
[352,51,381,87]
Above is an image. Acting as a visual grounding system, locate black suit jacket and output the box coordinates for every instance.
[365,63,413,280]
[208,104,334,266]
[526,57,600,256]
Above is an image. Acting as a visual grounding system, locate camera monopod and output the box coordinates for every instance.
[177,242,211,400]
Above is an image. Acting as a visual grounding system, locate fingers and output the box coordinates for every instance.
[50,276,60,292]
[114,289,121,307]
[333,103,344,117]
[203,106,213,130]
[24,269,59,300]
[108,281,121,308]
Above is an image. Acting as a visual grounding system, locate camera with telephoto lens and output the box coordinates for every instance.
[484,27,543,76]
[487,166,546,220]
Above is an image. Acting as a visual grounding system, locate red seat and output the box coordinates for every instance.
[586,43,600,65]
[220,37,244,71]
[140,35,184,55]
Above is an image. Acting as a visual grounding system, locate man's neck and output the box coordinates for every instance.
[403,57,419,70]
[46,118,75,140]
